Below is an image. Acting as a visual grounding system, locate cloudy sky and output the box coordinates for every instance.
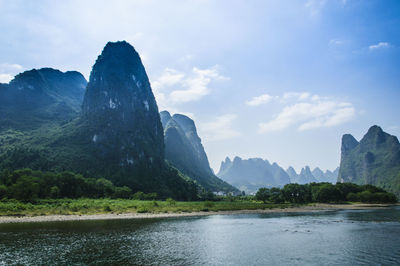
[1,0,399,173]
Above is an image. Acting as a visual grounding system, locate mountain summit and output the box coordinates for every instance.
[338,125,400,196]
[161,111,238,194]
[217,157,290,194]
[81,41,164,168]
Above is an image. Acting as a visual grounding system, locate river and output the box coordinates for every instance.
[0,207,399,265]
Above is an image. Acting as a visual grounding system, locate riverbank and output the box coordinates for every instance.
[0,203,395,224]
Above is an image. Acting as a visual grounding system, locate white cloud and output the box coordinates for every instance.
[0,63,23,83]
[152,65,228,110]
[369,42,390,50]
[258,96,355,133]
[245,93,273,106]
[283,92,310,101]
[0,73,14,83]
[329,38,347,46]
[305,0,327,17]
[152,68,185,91]
[199,114,241,141]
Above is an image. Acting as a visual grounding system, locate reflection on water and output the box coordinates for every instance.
[0,207,399,265]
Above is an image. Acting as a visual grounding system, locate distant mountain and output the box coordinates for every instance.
[338,125,400,197]
[217,157,290,194]
[0,68,87,131]
[287,166,338,184]
[0,41,198,200]
[160,111,238,194]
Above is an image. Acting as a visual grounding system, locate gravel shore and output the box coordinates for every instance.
[0,203,394,224]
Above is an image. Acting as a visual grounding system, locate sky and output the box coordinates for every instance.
[0,0,399,173]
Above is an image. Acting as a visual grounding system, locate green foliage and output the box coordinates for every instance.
[255,188,270,203]
[256,182,397,204]
[113,186,132,199]
[50,186,60,198]
[0,185,8,199]
[203,201,214,208]
[166,197,176,206]
[338,126,400,197]
[0,169,132,201]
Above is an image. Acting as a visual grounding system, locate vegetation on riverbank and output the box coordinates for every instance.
[0,198,302,216]
[255,182,397,204]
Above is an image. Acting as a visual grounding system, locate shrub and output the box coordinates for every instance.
[50,186,60,198]
[137,207,148,213]
[113,186,132,199]
[204,201,214,208]
[346,192,359,202]
[166,197,176,206]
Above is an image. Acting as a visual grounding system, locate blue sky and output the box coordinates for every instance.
[0,0,399,173]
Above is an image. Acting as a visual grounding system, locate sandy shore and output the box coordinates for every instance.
[0,203,395,224]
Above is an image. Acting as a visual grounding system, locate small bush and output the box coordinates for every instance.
[137,207,148,213]
[204,201,214,208]
[166,198,176,206]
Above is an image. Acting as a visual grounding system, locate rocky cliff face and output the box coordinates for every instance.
[81,41,164,169]
[0,68,87,131]
[161,111,238,193]
[217,157,290,194]
[338,125,400,196]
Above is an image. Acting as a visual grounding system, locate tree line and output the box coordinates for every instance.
[0,168,146,202]
[255,182,397,204]
[0,168,222,202]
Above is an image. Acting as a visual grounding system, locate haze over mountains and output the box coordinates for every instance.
[160,111,238,194]
[217,156,338,194]
[0,68,87,131]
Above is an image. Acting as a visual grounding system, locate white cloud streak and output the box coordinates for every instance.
[199,114,241,141]
[0,63,23,83]
[258,94,355,133]
[369,42,390,50]
[152,65,228,110]
[245,94,273,106]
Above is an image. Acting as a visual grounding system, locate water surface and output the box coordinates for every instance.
[1,207,399,265]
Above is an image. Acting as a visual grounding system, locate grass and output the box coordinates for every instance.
[0,198,301,216]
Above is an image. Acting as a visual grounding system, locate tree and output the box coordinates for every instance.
[0,185,7,199]
[50,186,60,198]
[282,184,311,203]
[269,187,283,203]
[312,184,340,203]
[256,188,270,203]
[9,175,40,202]
[95,178,114,197]
[113,186,132,199]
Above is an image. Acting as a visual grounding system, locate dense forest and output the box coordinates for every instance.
[1,168,396,205]
[255,183,397,204]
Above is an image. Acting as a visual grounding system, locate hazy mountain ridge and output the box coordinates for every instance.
[0,68,87,131]
[218,156,338,193]
[287,166,339,184]
[217,156,290,194]
[338,125,400,197]
[161,111,239,193]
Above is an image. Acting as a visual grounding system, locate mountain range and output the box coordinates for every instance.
[287,166,339,184]
[1,40,397,200]
[0,41,207,199]
[217,156,338,194]
[338,125,400,197]
[160,111,238,194]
